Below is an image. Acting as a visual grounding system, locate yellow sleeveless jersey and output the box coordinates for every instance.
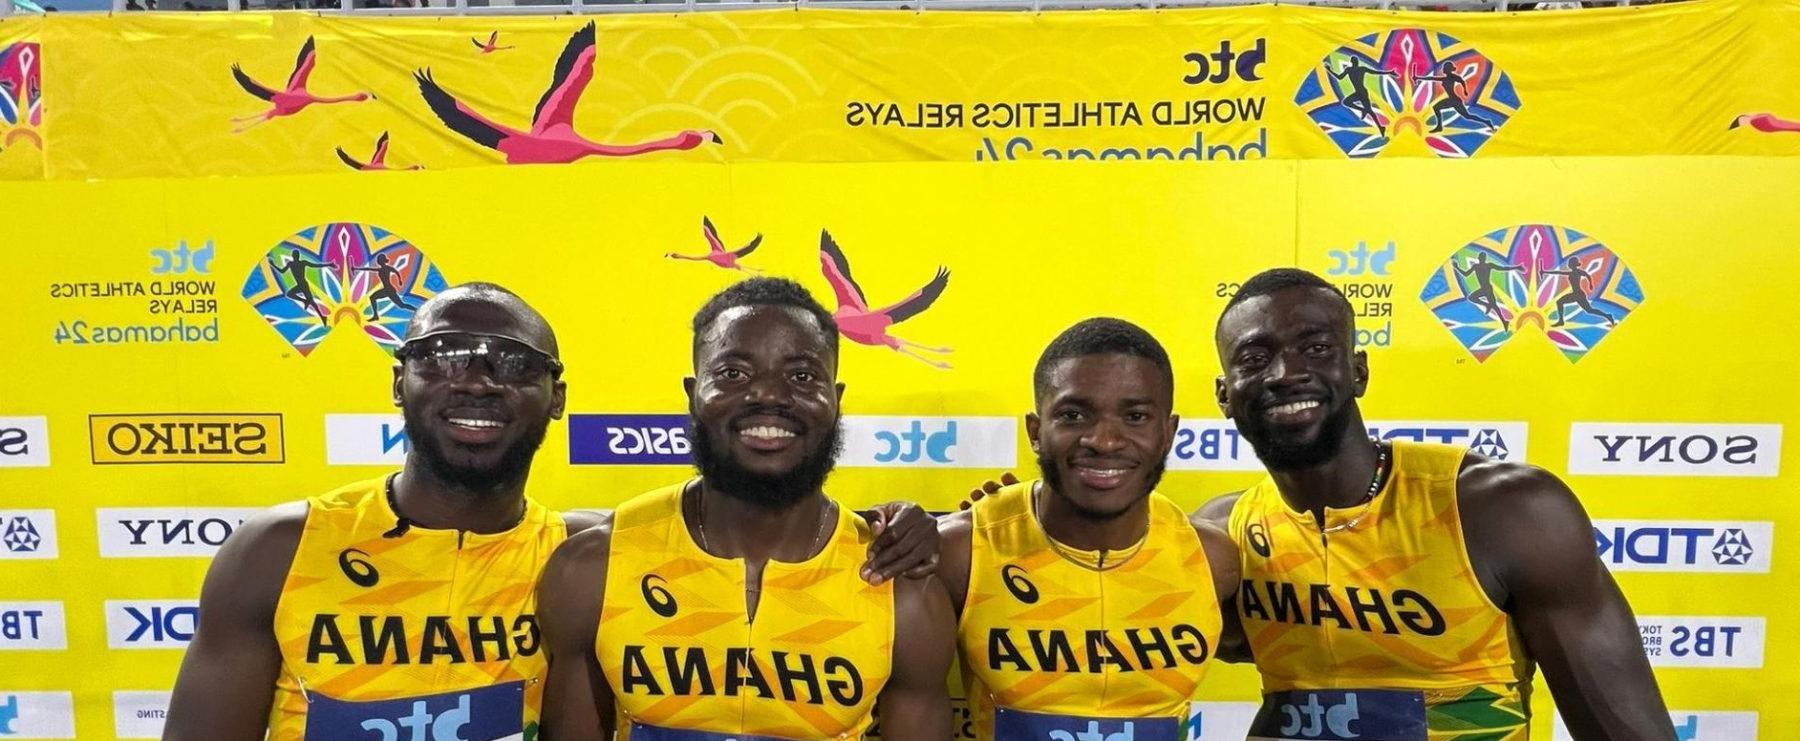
[596,481,895,741]
[959,481,1222,741]
[1227,441,1531,741]
[267,476,567,741]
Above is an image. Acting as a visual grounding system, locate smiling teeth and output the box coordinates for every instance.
[1081,468,1127,477]
[1271,401,1321,415]
[741,426,796,439]
[449,418,503,428]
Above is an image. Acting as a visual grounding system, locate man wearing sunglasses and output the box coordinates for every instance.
[164,282,940,741]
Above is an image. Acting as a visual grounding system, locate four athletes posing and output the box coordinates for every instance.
[168,272,1675,740]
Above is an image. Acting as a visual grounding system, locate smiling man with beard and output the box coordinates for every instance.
[166,282,593,741]
[538,277,955,740]
[1199,269,1672,741]
[937,318,1238,740]
[165,281,941,741]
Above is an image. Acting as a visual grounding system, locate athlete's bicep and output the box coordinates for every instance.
[163,503,304,741]
[1468,467,1673,741]
[875,576,955,741]
[539,523,615,740]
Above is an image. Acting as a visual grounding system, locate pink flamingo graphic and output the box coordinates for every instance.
[336,132,422,172]
[666,217,762,272]
[472,31,514,55]
[1729,112,1800,134]
[818,230,953,370]
[415,22,722,165]
[230,37,372,133]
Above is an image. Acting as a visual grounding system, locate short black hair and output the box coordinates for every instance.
[1216,268,1353,339]
[691,277,840,360]
[1033,317,1174,403]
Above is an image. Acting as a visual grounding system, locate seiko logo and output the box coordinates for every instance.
[1001,564,1039,604]
[89,414,285,464]
[1569,423,1780,477]
[97,508,260,558]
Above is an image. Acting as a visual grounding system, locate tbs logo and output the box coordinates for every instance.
[568,414,691,465]
[1638,616,1764,669]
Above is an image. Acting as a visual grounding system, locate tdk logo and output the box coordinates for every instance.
[97,508,259,558]
[0,511,57,559]
[1592,521,1772,573]
[569,414,692,465]
[1183,38,1266,84]
[150,240,214,275]
[1366,421,1527,462]
[0,416,50,467]
[1638,616,1765,669]
[1569,423,1781,477]
[874,420,957,464]
[105,600,199,649]
[1326,241,1394,277]
[842,416,1016,469]
[325,414,409,466]
[0,602,67,650]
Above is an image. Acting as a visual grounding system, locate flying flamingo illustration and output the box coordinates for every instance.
[336,132,423,172]
[472,31,513,55]
[415,22,723,165]
[666,217,762,272]
[230,37,372,133]
[818,230,953,370]
[1729,112,1800,134]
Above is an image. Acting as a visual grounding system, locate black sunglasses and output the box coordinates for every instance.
[396,332,563,385]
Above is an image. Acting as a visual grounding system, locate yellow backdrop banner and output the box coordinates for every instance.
[0,0,1791,180]
[0,155,1793,738]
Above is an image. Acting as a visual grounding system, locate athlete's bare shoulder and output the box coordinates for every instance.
[561,508,611,534]
[227,500,310,587]
[1186,513,1240,602]
[1194,490,1246,528]
[1456,454,1595,605]
[934,509,974,612]
[1456,454,1585,521]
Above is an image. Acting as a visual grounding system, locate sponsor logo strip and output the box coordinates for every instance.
[89,413,285,464]
[1569,423,1780,477]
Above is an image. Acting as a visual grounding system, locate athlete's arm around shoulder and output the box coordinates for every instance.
[1193,493,1250,664]
[876,574,956,740]
[1458,458,1675,741]
[539,513,618,740]
[163,500,308,741]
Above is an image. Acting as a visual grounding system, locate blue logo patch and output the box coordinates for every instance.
[568,414,692,466]
[1248,690,1425,740]
[994,707,1181,741]
[303,682,524,741]
[628,722,799,741]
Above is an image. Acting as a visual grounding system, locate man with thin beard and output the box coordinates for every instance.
[539,277,955,740]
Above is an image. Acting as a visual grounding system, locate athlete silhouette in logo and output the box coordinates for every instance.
[1454,252,1523,324]
[1329,57,1397,135]
[270,249,330,321]
[1542,256,1617,327]
[1417,61,1497,133]
[350,253,416,322]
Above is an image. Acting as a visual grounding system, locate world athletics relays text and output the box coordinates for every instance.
[844,97,1267,129]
